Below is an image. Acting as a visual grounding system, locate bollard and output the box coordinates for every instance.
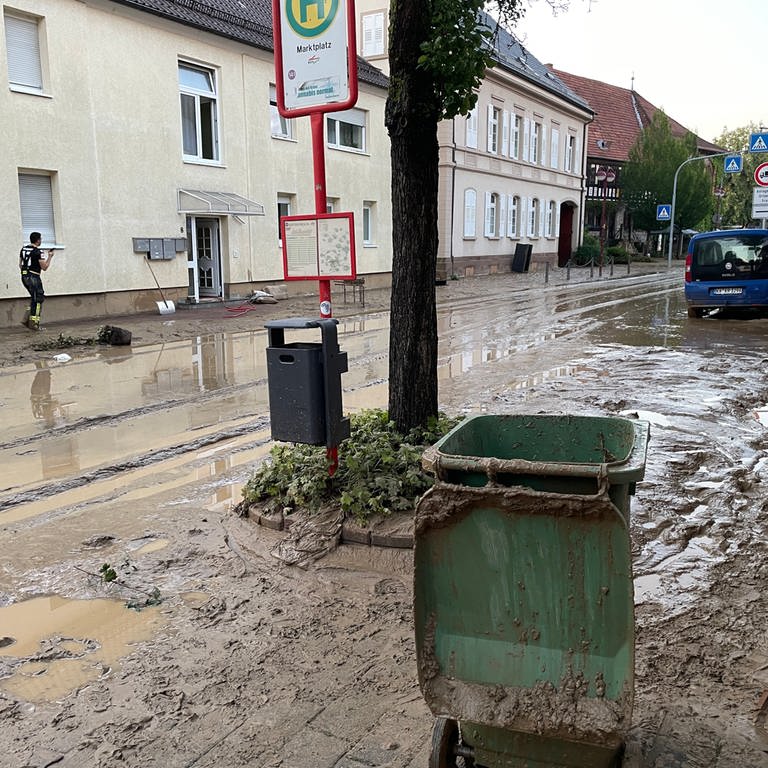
[589,258,594,279]
[544,261,550,284]
[566,260,571,281]
[627,255,631,275]
[610,258,614,277]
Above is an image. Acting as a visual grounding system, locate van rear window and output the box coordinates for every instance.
[691,234,768,280]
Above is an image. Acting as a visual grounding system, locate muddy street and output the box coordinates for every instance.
[2,266,768,767]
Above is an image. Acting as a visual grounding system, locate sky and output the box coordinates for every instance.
[512,0,766,142]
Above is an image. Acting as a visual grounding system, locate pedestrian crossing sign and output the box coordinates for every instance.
[749,132,768,153]
[656,205,671,221]
[724,155,742,173]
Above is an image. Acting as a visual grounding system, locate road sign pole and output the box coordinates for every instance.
[667,150,741,268]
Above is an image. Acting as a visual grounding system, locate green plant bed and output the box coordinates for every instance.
[240,409,460,526]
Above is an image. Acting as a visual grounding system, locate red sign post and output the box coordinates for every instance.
[272,0,358,318]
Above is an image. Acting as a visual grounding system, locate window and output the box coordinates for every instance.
[531,121,541,164]
[362,201,375,245]
[484,192,500,237]
[507,195,520,238]
[277,194,293,241]
[19,172,56,244]
[361,12,385,57]
[179,61,220,162]
[511,115,521,160]
[327,108,366,151]
[546,200,556,237]
[528,197,540,237]
[487,105,500,154]
[550,127,560,170]
[463,189,476,237]
[466,105,478,149]
[269,84,293,139]
[5,11,44,93]
[565,135,576,172]
[326,197,338,214]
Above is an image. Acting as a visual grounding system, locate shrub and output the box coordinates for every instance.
[572,234,600,266]
[241,408,461,524]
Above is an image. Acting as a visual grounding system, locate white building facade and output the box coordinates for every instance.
[1,0,391,327]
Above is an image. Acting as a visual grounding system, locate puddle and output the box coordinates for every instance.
[133,539,169,556]
[0,595,161,703]
[754,406,768,426]
[180,591,211,607]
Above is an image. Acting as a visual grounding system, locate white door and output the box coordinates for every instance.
[189,217,222,299]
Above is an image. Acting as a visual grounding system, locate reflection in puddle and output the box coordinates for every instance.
[0,595,160,703]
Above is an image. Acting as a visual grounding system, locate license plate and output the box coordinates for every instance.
[711,287,743,295]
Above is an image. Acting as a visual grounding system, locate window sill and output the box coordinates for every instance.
[328,145,369,157]
[462,236,476,241]
[9,85,51,98]
[271,134,297,143]
[183,158,225,168]
[363,242,377,248]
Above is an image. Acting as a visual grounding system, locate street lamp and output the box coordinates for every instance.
[595,165,616,267]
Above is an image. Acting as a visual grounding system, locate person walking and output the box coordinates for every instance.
[19,232,54,330]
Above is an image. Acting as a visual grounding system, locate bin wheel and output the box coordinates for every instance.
[429,716,464,768]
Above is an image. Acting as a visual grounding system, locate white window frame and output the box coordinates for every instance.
[484,192,499,238]
[466,105,478,149]
[4,11,45,94]
[269,84,293,139]
[327,108,366,152]
[19,172,56,245]
[179,61,220,163]
[277,194,293,243]
[528,197,540,238]
[487,105,500,154]
[463,189,477,238]
[361,11,385,57]
[511,115,521,160]
[565,134,576,173]
[507,195,520,238]
[546,200,556,237]
[531,121,541,164]
[362,200,376,245]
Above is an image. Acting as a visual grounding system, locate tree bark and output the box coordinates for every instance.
[385,0,441,432]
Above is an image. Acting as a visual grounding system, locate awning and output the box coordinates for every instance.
[177,189,265,216]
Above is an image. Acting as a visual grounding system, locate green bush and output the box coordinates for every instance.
[241,408,461,524]
[606,245,629,263]
[572,234,600,266]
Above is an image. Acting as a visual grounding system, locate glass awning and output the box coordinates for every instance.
[177,189,265,216]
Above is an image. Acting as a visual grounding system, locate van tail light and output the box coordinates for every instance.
[685,253,692,283]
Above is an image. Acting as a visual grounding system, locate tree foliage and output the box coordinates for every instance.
[714,123,764,227]
[622,111,713,235]
[385,0,565,432]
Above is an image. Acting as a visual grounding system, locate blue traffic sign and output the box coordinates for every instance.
[724,155,743,173]
[749,132,768,153]
[656,204,671,221]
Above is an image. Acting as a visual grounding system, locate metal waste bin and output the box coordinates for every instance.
[415,414,649,768]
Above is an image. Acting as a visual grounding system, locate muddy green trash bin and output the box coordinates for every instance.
[414,414,649,768]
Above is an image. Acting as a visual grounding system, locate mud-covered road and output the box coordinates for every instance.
[2,264,768,767]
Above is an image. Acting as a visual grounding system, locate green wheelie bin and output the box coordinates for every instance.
[414,414,649,768]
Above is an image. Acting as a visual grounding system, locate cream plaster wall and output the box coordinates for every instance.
[1,0,391,325]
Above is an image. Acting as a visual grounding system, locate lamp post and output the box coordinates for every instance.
[596,166,616,267]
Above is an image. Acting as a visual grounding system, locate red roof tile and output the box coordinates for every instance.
[549,69,722,161]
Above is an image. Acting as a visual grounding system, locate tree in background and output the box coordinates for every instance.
[714,123,763,227]
[622,111,713,245]
[385,0,567,432]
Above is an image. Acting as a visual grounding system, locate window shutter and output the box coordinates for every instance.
[487,105,495,152]
[464,189,476,237]
[5,14,43,90]
[523,118,530,163]
[18,173,55,243]
[507,195,515,237]
[551,129,559,170]
[539,201,545,237]
[553,202,560,237]
[575,137,582,174]
[540,125,547,166]
[498,195,506,238]
[362,13,384,56]
[484,192,492,236]
[501,111,509,156]
[466,106,478,149]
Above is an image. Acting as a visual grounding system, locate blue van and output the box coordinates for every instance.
[685,229,768,317]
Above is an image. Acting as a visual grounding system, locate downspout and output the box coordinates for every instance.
[450,119,456,279]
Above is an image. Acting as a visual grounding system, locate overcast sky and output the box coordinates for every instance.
[513,0,765,142]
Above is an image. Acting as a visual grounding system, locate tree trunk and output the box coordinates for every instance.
[385,0,441,432]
